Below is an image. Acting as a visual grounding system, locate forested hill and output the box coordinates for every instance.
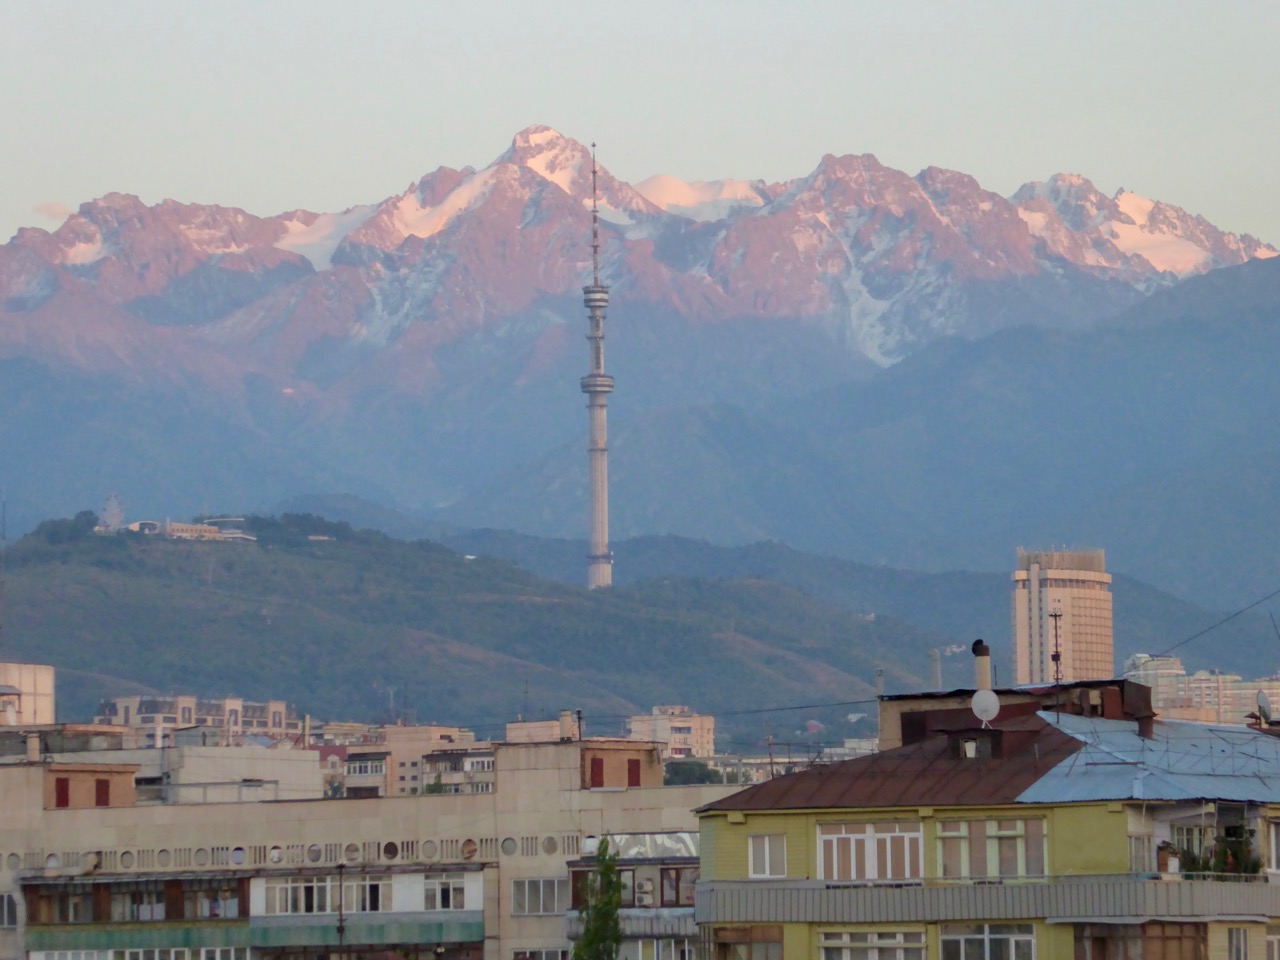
[0,514,943,751]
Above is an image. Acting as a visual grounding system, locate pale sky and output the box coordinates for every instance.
[3,0,1278,245]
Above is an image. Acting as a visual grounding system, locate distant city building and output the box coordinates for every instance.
[120,517,256,542]
[1013,548,1114,684]
[506,710,581,743]
[0,662,56,726]
[94,694,301,745]
[626,705,715,758]
[1125,653,1280,724]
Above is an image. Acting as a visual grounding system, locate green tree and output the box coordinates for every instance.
[663,760,724,785]
[573,838,623,960]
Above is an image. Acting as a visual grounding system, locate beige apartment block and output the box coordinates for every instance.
[1013,548,1114,684]
[1125,653,1280,725]
[626,706,715,759]
[0,664,56,727]
[94,696,302,746]
[0,734,733,960]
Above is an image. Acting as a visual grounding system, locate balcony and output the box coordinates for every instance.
[567,907,696,940]
[695,873,1280,926]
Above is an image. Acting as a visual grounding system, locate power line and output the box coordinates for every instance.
[1155,583,1280,658]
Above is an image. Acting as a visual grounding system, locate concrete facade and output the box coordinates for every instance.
[0,737,734,960]
[626,707,715,759]
[1013,548,1114,684]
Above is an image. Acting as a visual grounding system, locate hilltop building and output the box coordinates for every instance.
[626,706,715,759]
[695,644,1280,959]
[1012,548,1114,684]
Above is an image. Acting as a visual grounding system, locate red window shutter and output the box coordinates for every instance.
[590,756,604,788]
[95,778,111,807]
[55,777,70,808]
[627,758,641,787]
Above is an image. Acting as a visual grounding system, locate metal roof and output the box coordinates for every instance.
[1018,712,1280,804]
[698,715,1082,813]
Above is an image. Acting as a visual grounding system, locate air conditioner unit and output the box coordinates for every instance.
[635,879,654,895]
[635,892,655,907]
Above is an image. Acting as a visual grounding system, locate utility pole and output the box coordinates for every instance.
[1049,609,1064,686]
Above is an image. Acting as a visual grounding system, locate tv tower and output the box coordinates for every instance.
[581,144,614,589]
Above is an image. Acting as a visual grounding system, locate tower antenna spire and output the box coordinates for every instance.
[580,142,614,589]
[591,142,600,286]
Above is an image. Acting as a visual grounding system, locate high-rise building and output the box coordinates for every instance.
[1012,548,1114,684]
[580,145,614,589]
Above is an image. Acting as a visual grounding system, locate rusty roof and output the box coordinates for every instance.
[698,715,1082,813]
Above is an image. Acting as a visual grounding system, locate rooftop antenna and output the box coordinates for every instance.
[591,142,600,287]
[1048,609,1064,686]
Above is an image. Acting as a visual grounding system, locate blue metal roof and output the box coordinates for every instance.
[1018,712,1280,804]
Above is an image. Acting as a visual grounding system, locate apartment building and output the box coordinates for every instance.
[626,707,715,759]
[0,735,734,960]
[93,696,302,746]
[695,661,1280,959]
[1125,652,1280,725]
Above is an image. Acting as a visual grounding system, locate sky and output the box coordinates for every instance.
[3,1,1279,245]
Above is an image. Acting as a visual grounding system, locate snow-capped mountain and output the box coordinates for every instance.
[2,124,1276,531]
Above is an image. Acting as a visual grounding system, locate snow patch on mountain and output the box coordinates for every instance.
[396,168,498,240]
[635,175,767,221]
[275,206,377,270]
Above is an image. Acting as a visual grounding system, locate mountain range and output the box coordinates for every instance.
[2,126,1277,609]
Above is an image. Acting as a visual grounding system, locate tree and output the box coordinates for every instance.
[573,837,623,960]
[663,760,724,785]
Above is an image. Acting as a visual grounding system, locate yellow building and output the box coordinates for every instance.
[696,676,1280,959]
[627,706,716,759]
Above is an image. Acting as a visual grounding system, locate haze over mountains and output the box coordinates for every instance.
[2,126,1278,610]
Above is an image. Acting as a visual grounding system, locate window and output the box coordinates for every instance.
[590,757,605,788]
[821,930,925,960]
[671,726,693,735]
[628,758,642,787]
[512,952,568,960]
[940,924,1034,960]
[1230,928,1250,960]
[345,759,386,776]
[109,884,166,921]
[263,875,391,915]
[638,940,692,960]
[181,707,193,724]
[713,925,782,960]
[1266,925,1280,960]
[572,869,634,909]
[749,835,786,878]
[820,822,922,884]
[937,820,1045,880]
[183,882,239,919]
[660,866,698,907]
[0,893,17,927]
[424,874,466,910]
[94,779,111,807]
[55,777,70,808]
[1172,823,1213,857]
[511,878,571,915]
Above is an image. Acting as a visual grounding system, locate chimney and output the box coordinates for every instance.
[972,639,992,691]
[26,732,41,762]
[558,710,575,741]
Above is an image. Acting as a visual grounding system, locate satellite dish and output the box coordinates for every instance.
[1259,690,1273,724]
[971,689,1000,727]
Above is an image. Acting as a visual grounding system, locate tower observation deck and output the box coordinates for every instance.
[581,145,613,589]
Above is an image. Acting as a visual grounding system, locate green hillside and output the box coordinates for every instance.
[0,514,943,751]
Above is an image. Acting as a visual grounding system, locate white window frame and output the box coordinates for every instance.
[511,877,570,916]
[748,834,786,878]
[819,822,923,884]
[637,939,693,960]
[939,923,1034,960]
[820,930,925,960]
[263,875,391,915]
[424,874,466,910]
[1230,927,1250,960]
[1265,924,1280,960]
